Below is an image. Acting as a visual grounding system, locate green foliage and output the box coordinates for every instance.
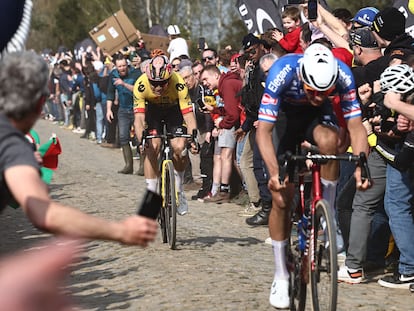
[27,0,395,55]
[326,0,392,13]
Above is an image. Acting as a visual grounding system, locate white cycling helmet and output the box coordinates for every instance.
[167,25,180,35]
[380,64,414,94]
[300,43,338,91]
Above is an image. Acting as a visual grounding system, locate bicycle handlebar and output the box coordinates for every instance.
[141,129,200,153]
[278,151,372,185]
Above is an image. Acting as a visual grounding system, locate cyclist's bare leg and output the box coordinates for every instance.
[171,137,189,194]
[171,137,188,171]
[313,124,339,181]
[144,138,161,191]
[269,185,295,275]
[269,186,295,241]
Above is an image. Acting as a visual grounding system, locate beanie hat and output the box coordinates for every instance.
[0,0,32,56]
[371,7,406,41]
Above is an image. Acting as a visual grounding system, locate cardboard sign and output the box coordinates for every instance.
[89,9,138,56]
[141,33,170,54]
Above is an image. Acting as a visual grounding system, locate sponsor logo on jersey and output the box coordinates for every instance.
[138,82,145,92]
[339,67,352,88]
[261,93,278,106]
[268,64,292,92]
[176,83,185,91]
[342,89,356,102]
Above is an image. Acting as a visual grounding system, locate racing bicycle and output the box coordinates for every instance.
[142,124,198,249]
[278,151,371,311]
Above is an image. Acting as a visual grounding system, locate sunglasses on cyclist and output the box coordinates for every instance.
[202,56,215,62]
[150,80,169,87]
[303,83,335,97]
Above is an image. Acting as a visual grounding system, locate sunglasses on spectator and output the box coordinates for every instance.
[202,56,215,62]
[172,63,180,68]
[150,80,169,87]
[245,48,256,55]
[303,83,335,97]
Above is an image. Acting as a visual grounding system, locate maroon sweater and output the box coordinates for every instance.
[214,72,242,129]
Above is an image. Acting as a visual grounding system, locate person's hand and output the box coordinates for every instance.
[33,151,43,166]
[106,110,113,123]
[268,174,288,192]
[234,128,246,141]
[0,238,83,311]
[354,166,371,191]
[396,114,413,132]
[271,29,284,41]
[214,117,223,128]
[358,83,372,105]
[119,216,158,246]
[202,102,214,112]
[212,127,220,138]
[113,78,125,87]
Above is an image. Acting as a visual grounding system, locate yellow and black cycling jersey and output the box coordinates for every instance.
[133,71,193,115]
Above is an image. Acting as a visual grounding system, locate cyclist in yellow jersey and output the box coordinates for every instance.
[133,55,197,215]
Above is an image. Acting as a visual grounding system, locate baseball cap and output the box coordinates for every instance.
[0,0,32,56]
[351,7,379,27]
[242,33,263,50]
[371,7,406,41]
[350,27,378,48]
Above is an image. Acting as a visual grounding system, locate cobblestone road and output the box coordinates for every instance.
[0,119,412,310]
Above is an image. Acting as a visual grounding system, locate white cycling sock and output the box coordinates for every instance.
[146,178,158,193]
[272,239,289,280]
[321,178,338,214]
[174,170,184,192]
[321,178,344,252]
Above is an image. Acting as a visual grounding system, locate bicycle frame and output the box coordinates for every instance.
[283,151,371,311]
[309,162,322,272]
[141,124,198,249]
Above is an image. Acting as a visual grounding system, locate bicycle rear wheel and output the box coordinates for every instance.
[161,160,177,249]
[310,199,337,311]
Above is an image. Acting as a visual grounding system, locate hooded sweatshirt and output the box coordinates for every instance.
[214,72,242,129]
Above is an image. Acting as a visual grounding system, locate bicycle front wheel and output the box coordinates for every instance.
[161,160,177,249]
[310,199,337,311]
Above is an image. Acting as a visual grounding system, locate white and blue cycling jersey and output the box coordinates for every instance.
[258,53,361,124]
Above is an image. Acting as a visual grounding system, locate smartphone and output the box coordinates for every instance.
[307,0,318,21]
[137,190,162,220]
[198,37,205,51]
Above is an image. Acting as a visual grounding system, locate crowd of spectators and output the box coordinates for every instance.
[24,2,414,305]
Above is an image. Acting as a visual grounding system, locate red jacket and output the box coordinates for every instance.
[279,27,303,54]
